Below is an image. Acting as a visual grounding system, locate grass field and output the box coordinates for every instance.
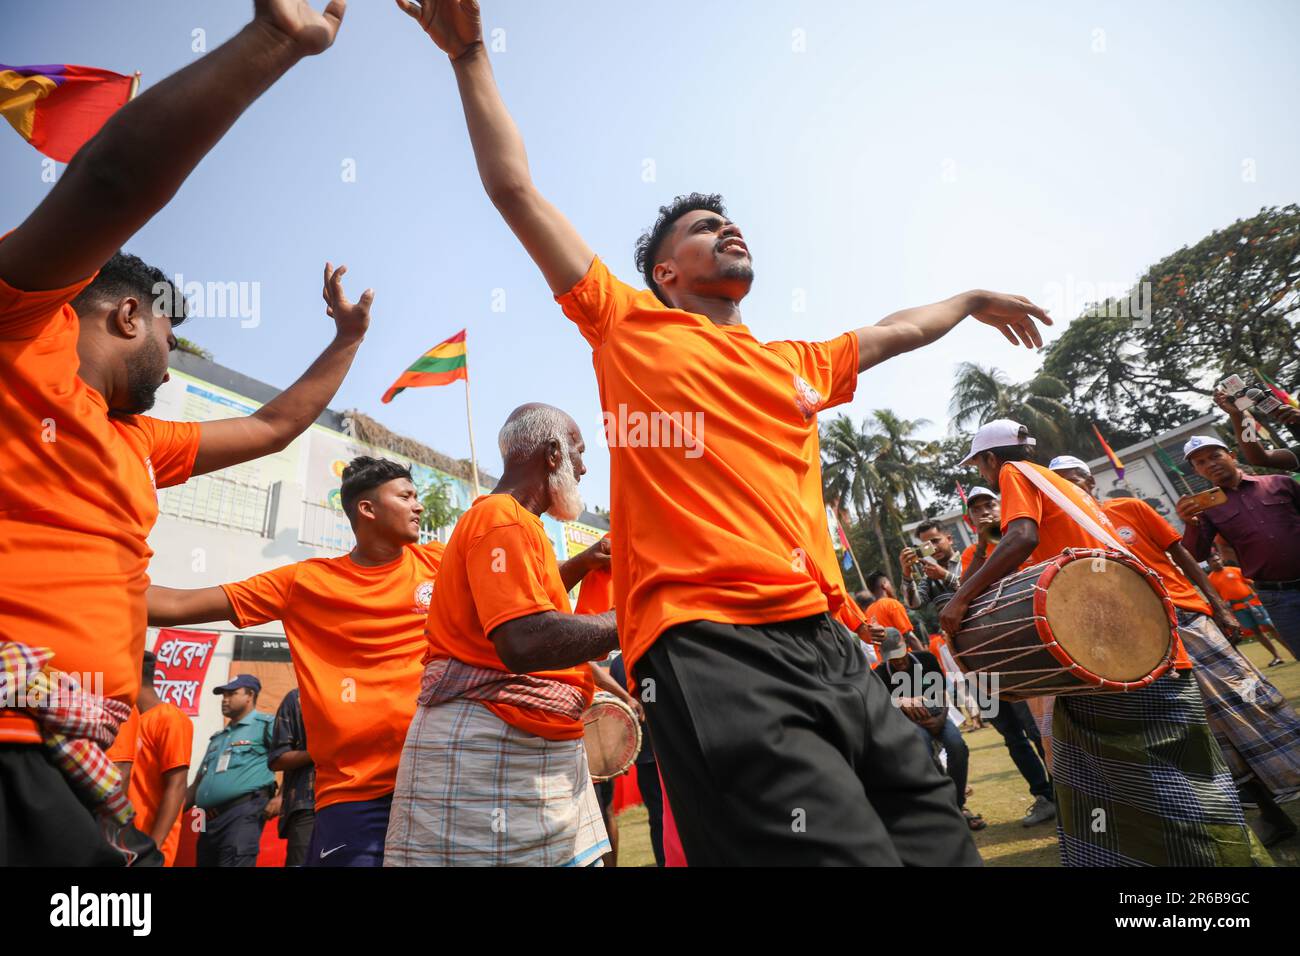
[609,640,1300,867]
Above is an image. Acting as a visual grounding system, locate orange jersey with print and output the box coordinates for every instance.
[556,258,858,672]
[1209,566,1254,602]
[0,257,200,742]
[221,542,444,811]
[864,596,914,635]
[127,701,193,866]
[422,494,594,740]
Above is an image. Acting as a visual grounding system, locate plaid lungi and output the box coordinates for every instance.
[384,697,609,867]
[1053,674,1269,867]
[1177,611,1300,799]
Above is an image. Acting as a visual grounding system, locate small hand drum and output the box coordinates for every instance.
[582,691,642,782]
[949,548,1178,700]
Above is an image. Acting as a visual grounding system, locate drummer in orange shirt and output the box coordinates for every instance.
[0,1,363,868]
[940,421,1260,866]
[400,0,1053,865]
[385,404,619,867]
[1049,455,1300,848]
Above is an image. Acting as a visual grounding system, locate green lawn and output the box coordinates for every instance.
[610,640,1300,867]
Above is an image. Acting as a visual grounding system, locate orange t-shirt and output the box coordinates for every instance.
[997,462,1122,561]
[574,534,613,615]
[556,257,859,672]
[836,593,868,633]
[105,707,140,765]
[1101,498,1197,669]
[127,701,193,866]
[0,259,201,742]
[863,596,914,635]
[423,494,595,740]
[1209,566,1254,602]
[221,542,445,811]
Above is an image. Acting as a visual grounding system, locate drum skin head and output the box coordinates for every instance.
[583,697,641,781]
[1045,557,1172,681]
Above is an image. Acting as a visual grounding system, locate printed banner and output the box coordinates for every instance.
[151,628,219,715]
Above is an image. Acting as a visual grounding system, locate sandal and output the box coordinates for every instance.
[963,808,987,831]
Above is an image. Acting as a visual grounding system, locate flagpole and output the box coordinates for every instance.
[837,508,869,591]
[129,71,141,101]
[463,365,481,499]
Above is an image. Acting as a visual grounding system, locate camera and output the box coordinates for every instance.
[1220,373,1283,416]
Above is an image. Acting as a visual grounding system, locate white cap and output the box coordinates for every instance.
[1183,435,1229,460]
[966,485,997,503]
[1048,455,1091,476]
[960,419,1036,466]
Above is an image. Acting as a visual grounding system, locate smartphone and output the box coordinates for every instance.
[1182,487,1227,515]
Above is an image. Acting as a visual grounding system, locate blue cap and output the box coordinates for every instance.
[212,674,262,695]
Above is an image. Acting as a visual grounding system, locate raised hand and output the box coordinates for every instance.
[969,291,1052,349]
[255,0,347,56]
[322,262,373,343]
[1213,386,1245,424]
[395,0,484,59]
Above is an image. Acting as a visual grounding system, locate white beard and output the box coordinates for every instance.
[546,465,583,521]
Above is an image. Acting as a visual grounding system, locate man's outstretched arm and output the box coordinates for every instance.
[147,585,238,627]
[855,291,1052,374]
[191,262,371,475]
[397,0,593,295]
[0,0,346,293]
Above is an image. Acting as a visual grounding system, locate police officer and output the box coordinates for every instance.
[188,674,277,867]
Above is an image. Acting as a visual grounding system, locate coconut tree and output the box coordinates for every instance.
[948,362,1072,451]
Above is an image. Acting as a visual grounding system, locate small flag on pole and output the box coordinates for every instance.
[0,64,136,162]
[382,329,468,404]
[1255,367,1298,409]
[1092,423,1125,480]
[955,481,976,533]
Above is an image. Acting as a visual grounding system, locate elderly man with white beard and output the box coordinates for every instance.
[384,403,619,866]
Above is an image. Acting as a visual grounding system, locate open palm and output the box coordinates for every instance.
[322,262,373,341]
[395,0,484,59]
[970,292,1052,349]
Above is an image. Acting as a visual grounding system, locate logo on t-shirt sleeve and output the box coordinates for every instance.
[792,375,826,420]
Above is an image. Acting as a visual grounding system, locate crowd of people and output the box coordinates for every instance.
[2,0,1297,869]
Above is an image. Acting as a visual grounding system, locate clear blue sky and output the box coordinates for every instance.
[5,0,1299,509]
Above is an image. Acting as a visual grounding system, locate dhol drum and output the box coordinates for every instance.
[948,548,1177,701]
[582,691,642,782]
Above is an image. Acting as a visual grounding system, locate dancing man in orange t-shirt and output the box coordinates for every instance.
[398,0,1053,864]
[385,405,619,866]
[0,1,370,868]
[939,422,1261,866]
[1051,456,1300,848]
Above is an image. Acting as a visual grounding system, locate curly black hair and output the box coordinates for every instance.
[340,456,413,521]
[70,251,186,325]
[634,192,727,305]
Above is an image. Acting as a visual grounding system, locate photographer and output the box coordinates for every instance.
[1214,386,1299,472]
[900,521,962,612]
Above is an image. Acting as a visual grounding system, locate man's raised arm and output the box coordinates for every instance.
[854,291,1052,374]
[0,0,346,293]
[397,0,593,295]
[191,262,371,475]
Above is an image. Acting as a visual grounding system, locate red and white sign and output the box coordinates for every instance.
[151,629,219,716]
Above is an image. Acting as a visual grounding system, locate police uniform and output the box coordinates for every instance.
[194,675,277,867]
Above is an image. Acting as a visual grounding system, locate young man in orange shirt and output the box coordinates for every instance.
[1207,551,1289,666]
[0,0,366,867]
[940,421,1261,866]
[862,572,923,652]
[399,0,1053,865]
[125,652,193,867]
[149,457,442,867]
[385,404,618,866]
[1050,455,1300,848]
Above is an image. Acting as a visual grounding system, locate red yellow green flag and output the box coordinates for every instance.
[381,329,467,404]
[1256,368,1298,409]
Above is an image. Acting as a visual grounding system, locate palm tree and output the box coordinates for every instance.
[870,409,940,516]
[821,414,896,581]
[948,363,1072,449]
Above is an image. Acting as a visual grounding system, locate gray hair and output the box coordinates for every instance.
[498,404,572,466]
